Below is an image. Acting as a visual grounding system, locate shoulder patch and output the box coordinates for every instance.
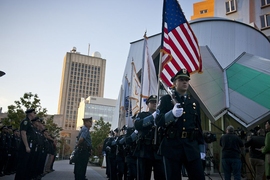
[23,121,28,125]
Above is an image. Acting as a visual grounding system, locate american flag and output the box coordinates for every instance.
[160,0,202,87]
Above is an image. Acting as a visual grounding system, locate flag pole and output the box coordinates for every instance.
[139,31,147,112]
[154,0,167,145]
[157,0,166,101]
[128,60,135,127]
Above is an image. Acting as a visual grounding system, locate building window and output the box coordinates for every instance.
[261,14,270,29]
[261,0,270,7]
[225,0,237,14]
[200,9,208,14]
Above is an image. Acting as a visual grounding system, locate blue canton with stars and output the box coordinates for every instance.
[164,0,187,32]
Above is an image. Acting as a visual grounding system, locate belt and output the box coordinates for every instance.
[78,146,91,151]
[177,131,192,138]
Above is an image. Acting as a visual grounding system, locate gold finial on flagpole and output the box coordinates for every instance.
[143,30,148,39]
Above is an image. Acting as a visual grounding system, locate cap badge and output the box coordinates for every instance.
[182,69,187,74]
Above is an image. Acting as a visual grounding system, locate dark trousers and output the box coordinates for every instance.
[126,156,137,180]
[108,156,117,180]
[222,158,241,180]
[137,157,165,180]
[74,150,90,180]
[29,147,39,179]
[106,155,110,177]
[163,156,205,180]
[0,150,8,174]
[37,150,47,176]
[117,156,127,180]
[14,150,31,180]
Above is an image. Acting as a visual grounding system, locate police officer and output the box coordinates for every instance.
[125,117,138,180]
[74,117,92,180]
[0,125,9,177]
[35,119,47,178]
[102,131,112,178]
[156,69,205,180]
[5,125,13,175]
[106,128,119,180]
[15,108,36,180]
[29,116,43,179]
[134,95,166,180]
[12,128,20,174]
[116,125,128,180]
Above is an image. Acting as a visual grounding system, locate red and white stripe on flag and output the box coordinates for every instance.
[160,0,202,87]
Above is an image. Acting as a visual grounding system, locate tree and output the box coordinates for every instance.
[45,116,62,139]
[1,92,62,136]
[90,117,111,162]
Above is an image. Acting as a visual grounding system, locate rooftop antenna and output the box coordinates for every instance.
[88,43,90,56]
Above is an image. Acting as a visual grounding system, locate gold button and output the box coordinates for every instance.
[183,127,185,130]
[183,111,186,114]
[183,119,186,122]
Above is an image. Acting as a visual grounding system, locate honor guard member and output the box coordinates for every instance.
[134,95,166,180]
[155,69,205,180]
[116,125,128,180]
[74,117,92,180]
[125,116,138,180]
[102,131,112,178]
[106,128,119,180]
[15,108,36,180]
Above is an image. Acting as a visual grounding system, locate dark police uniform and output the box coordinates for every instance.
[5,126,13,175]
[15,109,36,180]
[29,117,42,179]
[156,69,205,180]
[74,117,92,180]
[134,95,166,180]
[116,126,128,180]
[11,129,20,173]
[125,127,138,180]
[0,126,9,176]
[105,128,119,180]
[102,135,111,178]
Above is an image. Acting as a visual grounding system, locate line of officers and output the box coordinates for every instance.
[103,94,188,180]
[0,125,20,177]
[0,109,57,180]
[103,69,206,180]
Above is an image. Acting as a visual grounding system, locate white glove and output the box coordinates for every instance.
[134,130,138,134]
[172,103,183,117]
[200,152,206,160]
[152,111,157,118]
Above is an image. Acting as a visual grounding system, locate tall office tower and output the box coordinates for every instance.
[58,47,106,130]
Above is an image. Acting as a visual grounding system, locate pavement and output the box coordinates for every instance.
[1,160,248,180]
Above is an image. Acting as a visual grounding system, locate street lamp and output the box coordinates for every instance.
[0,71,5,77]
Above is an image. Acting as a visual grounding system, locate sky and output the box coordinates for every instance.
[0,0,200,114]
